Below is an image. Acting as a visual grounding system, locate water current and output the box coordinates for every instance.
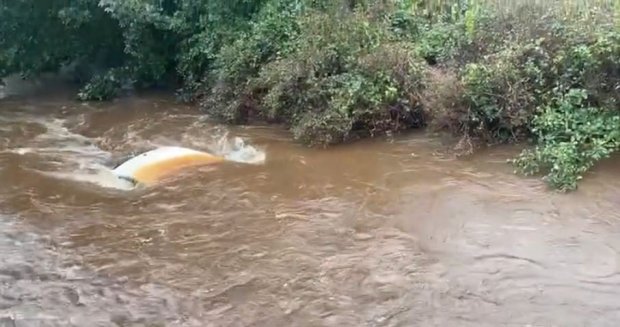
[1,81,620,326]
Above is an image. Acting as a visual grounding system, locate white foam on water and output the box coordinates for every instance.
[210,131,266,165]
[222,137,266,165]
[8,118,135,191]
[6,117,111,161]
[37,167,137,191]
[6,116,266,191]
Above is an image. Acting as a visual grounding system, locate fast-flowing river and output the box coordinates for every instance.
[1,82,620,326]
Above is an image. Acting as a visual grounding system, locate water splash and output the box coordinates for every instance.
[214,133,266,165]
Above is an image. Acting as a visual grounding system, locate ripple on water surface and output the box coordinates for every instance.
[1,93,620,326]
[0,214,209,326]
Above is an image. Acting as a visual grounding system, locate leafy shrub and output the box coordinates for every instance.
[0,0,124,79]
[1,0,270,101]
[173,0,270,101]
[460,40,551,142]
[417,1,619,190]
[513,89,620,191]
[77,67,133,101]
[204,6,429,146]
[201,0,304,120]
[510,28,620,191]
[424,37,555,145]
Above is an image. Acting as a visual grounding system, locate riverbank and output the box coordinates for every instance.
[199,0,619,192]
[1,0,618,191]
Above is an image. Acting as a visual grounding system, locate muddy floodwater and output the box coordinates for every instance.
[1,85,620,327]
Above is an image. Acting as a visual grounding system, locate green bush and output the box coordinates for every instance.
[510,28,620,191]
[513,89,620,191]
[459,39,552,142]
[0,0,270,101]
[0,0,125,80]
[418,1,619,190]
[203,6,428,146]
[77,67,133,101]
[202,0,304,121]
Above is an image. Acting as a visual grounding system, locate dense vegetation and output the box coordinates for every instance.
[1,0,619,191]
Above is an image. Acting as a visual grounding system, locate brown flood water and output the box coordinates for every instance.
[1,86,620,327]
